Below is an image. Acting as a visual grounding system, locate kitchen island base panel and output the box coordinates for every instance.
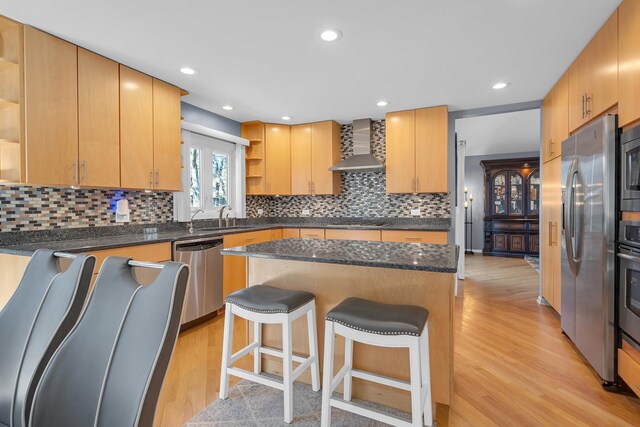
[247,257,454,411]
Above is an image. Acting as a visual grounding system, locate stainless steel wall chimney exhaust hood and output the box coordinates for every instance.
[329,118,385,172]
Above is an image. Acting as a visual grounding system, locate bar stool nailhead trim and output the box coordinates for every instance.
[219,287,320,424]
[321,301,433,427]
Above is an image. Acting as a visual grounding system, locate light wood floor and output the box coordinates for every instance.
[154,255,640,427]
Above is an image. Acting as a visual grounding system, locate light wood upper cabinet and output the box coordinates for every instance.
[541,156,562,313]
[291,121,341,195]
[415,106,448,192]
[619,0,640,127]
[542,72,568,163]
[152,78,182,191]
[265,124,291,195]
[78,48,120,188]
[311,121,341,195]
[23,27,78,186]
[291,123,312,195]
[590,11,618,116]
[568,9,618,132]
[386,110,416,193]
[386,106,448,194]
[120,65,154,190]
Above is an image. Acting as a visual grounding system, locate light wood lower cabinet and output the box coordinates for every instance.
[541,157,562,312]
[86,242,172,286]
[381,230,448,244]
[222,230,273,299]
[619,341,640,397]
[299,228,326,239]
[281,228,300,238]
[78,48,120,188]
[324,229,381,241]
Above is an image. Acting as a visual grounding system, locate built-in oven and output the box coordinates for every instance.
[617,243,640,345]
[621,125,640,211]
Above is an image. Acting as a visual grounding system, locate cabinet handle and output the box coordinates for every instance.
[405,237,422,241]
[585,94,591,118]
[245,237,257,242]
[149,170,154,189]
[581,94,585,119]
[82,160,87,184]
[308,181,311,194]
[549,139,554,156]
[73,161,78,184]
[312,182,315,194]
[416,177,420,192]
[548,222,553,246]
[156,170,160,187]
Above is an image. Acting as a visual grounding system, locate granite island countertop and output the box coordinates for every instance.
[222,238,459,273]
[0,217,451,256]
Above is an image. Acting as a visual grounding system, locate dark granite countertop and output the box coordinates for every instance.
[0,217,451,256]
[222,238,459,273]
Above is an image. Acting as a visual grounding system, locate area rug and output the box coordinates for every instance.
[185,374,416,426]
[524,255,540,273]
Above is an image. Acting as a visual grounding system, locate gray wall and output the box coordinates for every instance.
[181,102,241,136]
[464,151,539,250]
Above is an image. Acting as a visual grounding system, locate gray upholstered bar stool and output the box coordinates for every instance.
[219,285,320,424]
[321,297,432,427]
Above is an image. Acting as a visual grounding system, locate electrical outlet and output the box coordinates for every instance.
[411,208,421,216]
[257,209,264,215]
[302,209,310,216]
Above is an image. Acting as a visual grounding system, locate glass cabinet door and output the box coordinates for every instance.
[493,172,507,215]
[509,172,523,215]
[528,170,540,215]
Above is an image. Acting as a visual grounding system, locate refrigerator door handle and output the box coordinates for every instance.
[564,158,579,275]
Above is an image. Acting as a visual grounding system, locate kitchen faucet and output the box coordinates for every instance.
[218,205,231,228]
[188,209,205,234]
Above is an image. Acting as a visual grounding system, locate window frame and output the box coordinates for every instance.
[189,134,236,218]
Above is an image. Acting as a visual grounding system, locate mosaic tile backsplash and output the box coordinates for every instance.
[246,120,451,218]
[0,186,174,232]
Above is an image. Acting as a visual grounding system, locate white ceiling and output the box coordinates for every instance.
[456,109,541,157]
[0,0,621,124]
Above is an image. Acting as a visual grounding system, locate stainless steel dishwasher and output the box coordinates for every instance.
[174,238,224,326]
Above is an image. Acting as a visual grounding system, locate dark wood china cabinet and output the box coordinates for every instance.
[481,157,540,257]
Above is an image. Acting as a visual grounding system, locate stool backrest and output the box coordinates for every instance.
[0,249,95,427]
[29,256,189,427]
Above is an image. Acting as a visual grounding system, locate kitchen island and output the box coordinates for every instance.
[222,238,458,413]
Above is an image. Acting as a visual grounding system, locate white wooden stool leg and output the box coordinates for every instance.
[307,303,321,391]
[321,320,335,427]
[343,337,353,401]
[409,337,423,427]
[420,327,433,426]
[254,321,262,374]
[219,303,234,400]
[282,318,294,423]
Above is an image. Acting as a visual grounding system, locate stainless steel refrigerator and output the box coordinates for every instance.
[561,115,616,383]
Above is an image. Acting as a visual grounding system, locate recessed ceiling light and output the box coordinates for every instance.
[320,29,343,42]
[492,82,509,90]
[376,100,389,107]
[281,116,291,121]
[222,105,234,111]
[180,67,198,75]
